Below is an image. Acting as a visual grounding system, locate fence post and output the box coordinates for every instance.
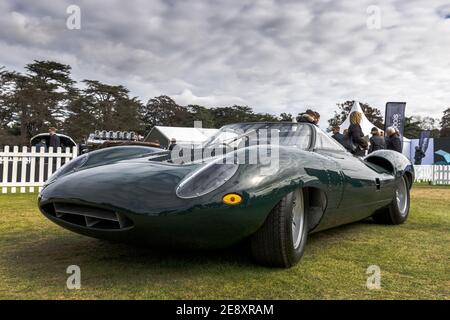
[29,146,36,193]
[72,146,78,159]
[20,146,27,193]
[38,147,45,193]
[65,147,71,165]
[56,147,62,170]
[1,146,9,194]
[432,165,435,185]
[11,146,19,193]
[47,147,54,183]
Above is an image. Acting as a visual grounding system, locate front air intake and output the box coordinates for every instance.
[42,202,133,230]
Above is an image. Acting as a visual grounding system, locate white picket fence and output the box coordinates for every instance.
[0,147,448,194]
[414,165,450,184]
[0,146,78,194]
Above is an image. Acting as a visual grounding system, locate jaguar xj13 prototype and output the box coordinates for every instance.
[39,122,413,267]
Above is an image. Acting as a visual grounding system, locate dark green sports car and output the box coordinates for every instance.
[38,122,414,268]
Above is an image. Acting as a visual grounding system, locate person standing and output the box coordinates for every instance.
[35,139,47,152]
[348,111,368,157]
[313,111,320,126]
[168,138,177,151]
[414,146,426,165]
[368,127,386,153]
[342,129,352,151]
[296,109,320,126]
[48,127,61,149]
[385,127,402,153]
[331,126,345,146]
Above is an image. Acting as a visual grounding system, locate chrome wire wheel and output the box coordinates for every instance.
[396,177,408,217]
[291,189,305,249]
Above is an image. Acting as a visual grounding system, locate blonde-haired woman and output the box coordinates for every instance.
[348,111,368,156]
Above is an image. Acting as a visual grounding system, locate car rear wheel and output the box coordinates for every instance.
[372,175,410,225]
[251,189,308,268]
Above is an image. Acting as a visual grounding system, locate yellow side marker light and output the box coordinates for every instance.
[223,193,242,205]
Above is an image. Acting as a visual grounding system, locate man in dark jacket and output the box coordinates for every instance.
[35,139,47,152]
[414,146,426,165]
[368,127,386,153]
[48,127,61,149]
[385,127,402,153]
[168,138,177,151]
[331,126,345,146]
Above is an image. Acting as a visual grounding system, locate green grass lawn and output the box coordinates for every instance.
[0,185,449,300]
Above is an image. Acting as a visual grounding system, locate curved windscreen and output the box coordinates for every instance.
[203,123,312,150]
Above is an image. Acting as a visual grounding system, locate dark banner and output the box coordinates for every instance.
[385,102,406,136]
[419,130,431,152]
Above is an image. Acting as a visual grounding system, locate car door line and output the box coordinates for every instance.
[313,149,345,208]
[375,178,381,191]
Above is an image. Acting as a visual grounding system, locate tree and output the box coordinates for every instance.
[65,80,142,140]
[279,113,293,122]
[139,95,190,133]
[253,112,279,122]
[112,96,143,132]
[210,105,279,127]
[440,108,450,137]
[185,105,215,128]
[328,101,384,128]
[64,95,97,141]
[414,116,440,138]
[82,80,128,129]
[0,67,14,128]
[403,116,422,139]
[0,61,76,144]
[211,106,251,127]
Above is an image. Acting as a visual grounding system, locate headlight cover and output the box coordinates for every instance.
[44,153,89,186]
[176,159,239,199]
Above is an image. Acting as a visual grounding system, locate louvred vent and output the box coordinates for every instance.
[41,202,133,230]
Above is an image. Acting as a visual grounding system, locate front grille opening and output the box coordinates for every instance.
[42,202,133,230]
[41,203,56,216]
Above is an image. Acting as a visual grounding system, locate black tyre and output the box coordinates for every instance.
[373,175,410,225]
[251,189,308,268]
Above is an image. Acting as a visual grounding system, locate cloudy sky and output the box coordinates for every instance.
[1,0,450,123]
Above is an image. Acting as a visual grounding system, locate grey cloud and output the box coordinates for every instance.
[0,0,449,123]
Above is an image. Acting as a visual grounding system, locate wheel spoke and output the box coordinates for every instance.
[291,189,304,249]
[396,178,408,217]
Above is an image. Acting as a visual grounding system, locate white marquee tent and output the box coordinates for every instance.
[339,101,383,136]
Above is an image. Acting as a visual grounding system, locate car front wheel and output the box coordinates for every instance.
[251,188,308,268]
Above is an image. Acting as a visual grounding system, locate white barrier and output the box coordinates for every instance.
[0,146,78,194]
[414,165,434,182]
[414,165,450,185]
[433,165,450,185]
